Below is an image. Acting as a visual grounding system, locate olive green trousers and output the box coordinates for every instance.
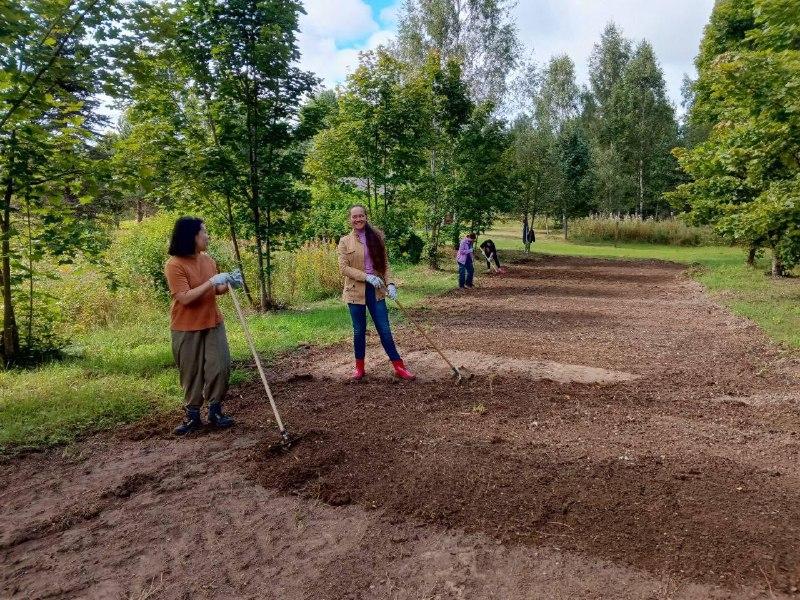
[171,323,231,408]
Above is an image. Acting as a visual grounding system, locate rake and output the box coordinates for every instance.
[392,297,471,383]
[228,286,300,452]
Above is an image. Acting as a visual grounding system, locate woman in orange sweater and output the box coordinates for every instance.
[164,217,241,435]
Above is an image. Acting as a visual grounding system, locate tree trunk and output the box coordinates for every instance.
[135,199,144,222]
[747,247,757,267]
[1,134,19,364]
[638,158,644,218]
[26,193,33,348]
[265,205,273,308]
[252,204,267,311]
[246,111,267,310]
[523,211,530,253]
[427,148,440,269]
[771,253,785,277]
[562,207,568,240]
[428,222,440,269]
[226,189,255,307]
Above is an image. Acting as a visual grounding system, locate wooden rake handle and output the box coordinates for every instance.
[392,297,461,377]
[228,286,286,434]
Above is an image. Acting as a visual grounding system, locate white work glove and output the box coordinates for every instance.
[209,273,229,286]
[365,274,385,289]
[387,283,397,300]
[226,269,244,289]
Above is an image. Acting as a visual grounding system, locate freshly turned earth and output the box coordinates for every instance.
[2,253,799,599]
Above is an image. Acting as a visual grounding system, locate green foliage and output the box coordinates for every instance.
[301,183,357,241]
[106,213,233,297]
[373,209,425,265]
[670,0,800,273]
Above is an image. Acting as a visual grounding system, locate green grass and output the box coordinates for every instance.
[484,221,799,349]
[0,261,456,453]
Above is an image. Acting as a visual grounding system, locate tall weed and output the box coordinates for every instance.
[568,216,721,246]
[271,241,342,305]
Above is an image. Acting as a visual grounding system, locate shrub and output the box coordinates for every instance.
[374,209,424,264]
[106,213,235,296]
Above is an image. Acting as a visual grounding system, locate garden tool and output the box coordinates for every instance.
[228,285,300,452]
[392,298,472,383]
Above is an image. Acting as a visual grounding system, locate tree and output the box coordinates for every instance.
[587,22,632,117]
[394,0,518,107]
[607,41,678,217]
[306,49,474,268]
[585,23,634,216]
[1,0,121,365]
[175,0,318,309]
[305,50,429,218]
[531,54,580,238]
[556,122,594,238]
[669,0,800,275]
[450,105,512,238]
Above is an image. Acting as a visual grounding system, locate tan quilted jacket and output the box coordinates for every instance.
[337,228,393,305]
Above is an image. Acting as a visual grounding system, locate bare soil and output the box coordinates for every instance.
[2,254,799,599]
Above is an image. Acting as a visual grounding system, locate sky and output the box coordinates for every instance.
[296,0,717,110]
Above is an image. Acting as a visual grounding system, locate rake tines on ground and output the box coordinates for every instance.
[392,298,473,383]
[229,287,301,453]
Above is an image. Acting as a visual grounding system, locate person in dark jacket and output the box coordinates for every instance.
[479,239,501,272]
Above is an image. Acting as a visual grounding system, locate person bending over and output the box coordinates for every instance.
[479,238,501,272]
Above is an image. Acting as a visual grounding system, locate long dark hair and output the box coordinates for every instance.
[168,216,204,257]
[351,205,387,276]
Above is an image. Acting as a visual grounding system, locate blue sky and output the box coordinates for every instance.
[297,0,716,109]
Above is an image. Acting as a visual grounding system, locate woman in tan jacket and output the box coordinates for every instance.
[338,205,415,381]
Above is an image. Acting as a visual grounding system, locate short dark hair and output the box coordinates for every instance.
[467,232,477,240]
[168,216,204,257]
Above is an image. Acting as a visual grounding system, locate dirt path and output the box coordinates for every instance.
[2,254,799,599]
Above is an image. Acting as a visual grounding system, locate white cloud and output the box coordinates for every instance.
[300,0,378,41]
[297,31,361,88]
[379,3,401,26]
[514,0,715,108]
[297,0,400,89]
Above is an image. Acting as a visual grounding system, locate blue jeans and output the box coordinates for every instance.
[348,283,400,361]
[458,257,474,288]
